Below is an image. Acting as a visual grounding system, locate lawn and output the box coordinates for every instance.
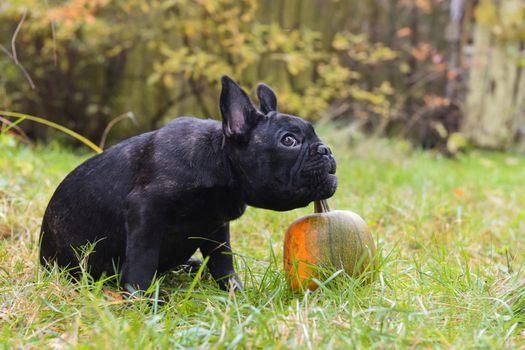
[1,127,524,349]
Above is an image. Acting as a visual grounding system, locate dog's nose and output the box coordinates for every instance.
[317,144,331,156]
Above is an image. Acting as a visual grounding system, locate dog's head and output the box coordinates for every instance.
[220,76,337,211]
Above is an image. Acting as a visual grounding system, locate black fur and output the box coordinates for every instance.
[40,76,337,292]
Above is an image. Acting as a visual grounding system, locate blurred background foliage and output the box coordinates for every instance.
[0,0,524,152]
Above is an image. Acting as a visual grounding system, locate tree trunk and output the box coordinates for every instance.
[463,0,525,150]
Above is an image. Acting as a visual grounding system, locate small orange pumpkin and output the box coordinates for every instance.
[283,200,376,291]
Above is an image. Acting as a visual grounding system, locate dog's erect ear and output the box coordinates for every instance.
[256,83,278,114]
[220,76,258,139]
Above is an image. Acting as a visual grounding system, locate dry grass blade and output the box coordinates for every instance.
[98,112,136,150]
[0,111,102,153]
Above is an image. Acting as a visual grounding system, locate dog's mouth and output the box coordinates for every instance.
[246,156,337,212]
[299,156,338,200]
[318,172,338,199]
[328,159,336,175]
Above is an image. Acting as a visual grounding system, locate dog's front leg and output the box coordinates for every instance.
[200,223,243,291]
[121,196,163,293]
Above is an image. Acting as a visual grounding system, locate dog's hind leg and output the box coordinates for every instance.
[121,193,164,292]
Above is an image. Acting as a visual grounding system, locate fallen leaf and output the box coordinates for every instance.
[0,223,10,239]
[103,288,125,302]
[480,158,494,167]
[453,187,465,198]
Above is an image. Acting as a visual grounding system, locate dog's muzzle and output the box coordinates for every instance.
[298,142,338,199]
[315,143,336,175]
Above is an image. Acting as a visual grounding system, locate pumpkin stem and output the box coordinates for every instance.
[314,199,331,213]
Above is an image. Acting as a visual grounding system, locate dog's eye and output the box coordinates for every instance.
[281,134,299,147]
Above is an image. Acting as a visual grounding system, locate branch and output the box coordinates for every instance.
[11,8,27,65]
[0,43,35,89]
[0,8,35,89]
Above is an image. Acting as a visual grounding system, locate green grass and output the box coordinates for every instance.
[1,128,525,349]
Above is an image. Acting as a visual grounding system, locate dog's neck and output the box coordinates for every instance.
[208,126,247,201]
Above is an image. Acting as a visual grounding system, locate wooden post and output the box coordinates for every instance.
[463,0,525,149]
[445,0,464,100]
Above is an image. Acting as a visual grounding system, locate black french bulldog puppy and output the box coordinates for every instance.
[39,76,337,292]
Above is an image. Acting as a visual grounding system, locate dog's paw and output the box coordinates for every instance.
[178,258,206,274]
[123,283,145,298]
[217,274,243,292]
[229,275,244,292]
